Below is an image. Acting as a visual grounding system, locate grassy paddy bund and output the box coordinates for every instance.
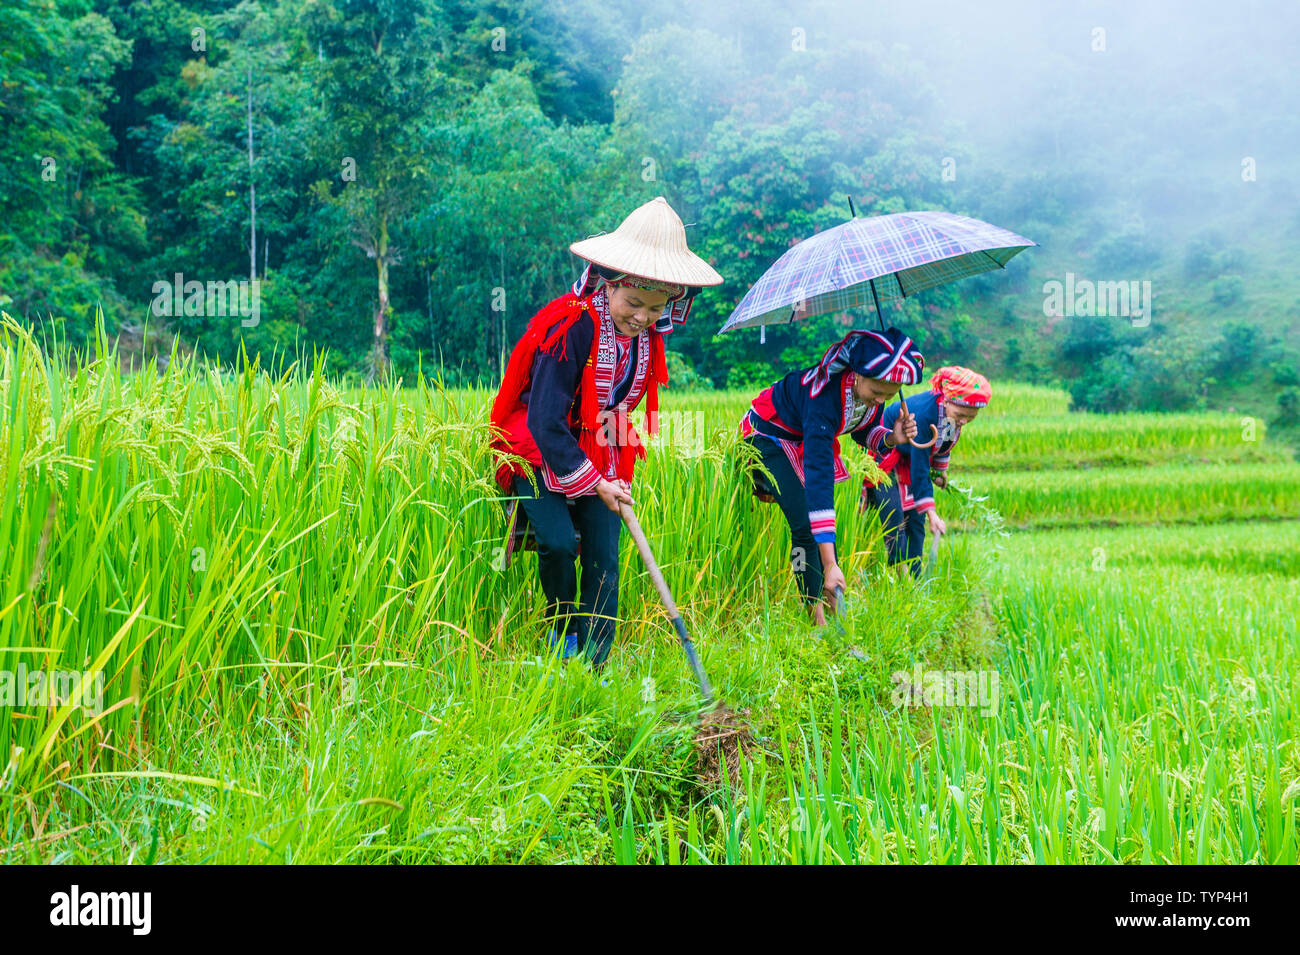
[2,318,1297,863]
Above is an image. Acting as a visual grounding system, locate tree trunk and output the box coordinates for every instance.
[372,214,390,379]
[248,67,257,286]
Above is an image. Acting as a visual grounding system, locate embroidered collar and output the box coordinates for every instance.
[589,290,651,413]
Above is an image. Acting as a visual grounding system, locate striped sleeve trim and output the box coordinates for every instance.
[809,508,836,542]
[543,458,602,498]
[867,424,891,452]
[913,496,936,513]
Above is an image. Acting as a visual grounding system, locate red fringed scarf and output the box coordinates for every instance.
[489,293,668,494]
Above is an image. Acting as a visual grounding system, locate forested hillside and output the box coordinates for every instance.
[2,0,1297,432]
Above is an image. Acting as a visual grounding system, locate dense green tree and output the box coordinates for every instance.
[404,69,623,382]
[303,0,448,379]
[0,0,141,337]
[0,0,1294,419]
[142,1,332,361]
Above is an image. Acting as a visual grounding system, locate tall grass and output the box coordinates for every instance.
[3,316,1294,863]
[611,522,1300,864]
[957,414,1280,471]
[962,461,1300,527]
[0,315,994,861]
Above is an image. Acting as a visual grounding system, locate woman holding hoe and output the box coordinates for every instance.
[860,366,991,575]
[740,328,926,624]
[489,197,722,668]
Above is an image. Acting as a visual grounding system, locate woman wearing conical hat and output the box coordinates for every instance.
[860,366,990,575]
[741,328,925,624]
[490,197,722,668]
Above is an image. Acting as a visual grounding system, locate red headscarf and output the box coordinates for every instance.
[930,366,991,407]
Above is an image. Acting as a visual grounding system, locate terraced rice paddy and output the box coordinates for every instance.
[1,319,1296,863]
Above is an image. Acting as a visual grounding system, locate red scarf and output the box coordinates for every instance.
[489,292,668,493]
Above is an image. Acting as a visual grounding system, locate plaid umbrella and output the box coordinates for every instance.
[718,210,1035,333]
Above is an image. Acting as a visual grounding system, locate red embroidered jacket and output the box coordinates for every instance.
[489,292,667,497]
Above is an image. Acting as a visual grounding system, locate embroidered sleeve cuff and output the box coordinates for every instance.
[544,459,602,498]
[914,497,936,513]
[868,425,891,452]
[809,509,836,542]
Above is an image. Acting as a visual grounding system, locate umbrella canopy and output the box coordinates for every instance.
[718,210,1035,333]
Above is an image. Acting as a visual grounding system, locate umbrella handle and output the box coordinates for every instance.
[898,395,939,449]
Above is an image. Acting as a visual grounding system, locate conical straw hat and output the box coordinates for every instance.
[570,196,723,287]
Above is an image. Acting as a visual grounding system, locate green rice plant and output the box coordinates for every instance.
[962,461,1300,528]
[612,524,1299,864]
[992,520,1300,577]
[0,314,993,861]
[2,314,1294,865]
[972,381,1071,419]
[579,382,1283,472]
[958,413,1281,471]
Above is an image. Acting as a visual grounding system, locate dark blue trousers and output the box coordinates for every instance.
[747,436,834,604]
[863,480,926,576]
[512,471,621,666]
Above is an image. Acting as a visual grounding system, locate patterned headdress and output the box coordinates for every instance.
[929,366,991,408]
[801,327,925,398]
[605,274,685,299]
[571,263,697,335]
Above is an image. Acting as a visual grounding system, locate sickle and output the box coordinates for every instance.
[899,393,938,449]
